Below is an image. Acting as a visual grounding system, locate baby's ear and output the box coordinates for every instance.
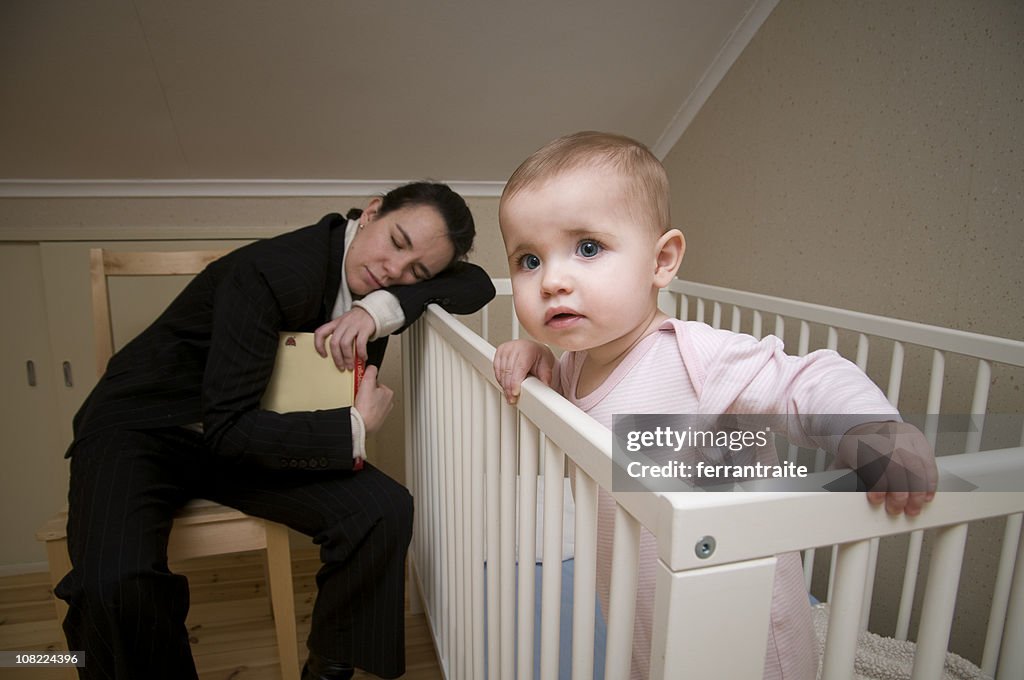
[653,229,685,288]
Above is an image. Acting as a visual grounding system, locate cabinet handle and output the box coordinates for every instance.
[63,361,74,387]
[26,360,37,387]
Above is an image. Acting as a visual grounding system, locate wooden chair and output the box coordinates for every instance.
[36,247,301,680]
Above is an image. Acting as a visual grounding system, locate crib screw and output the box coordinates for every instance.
[695,536,716,559]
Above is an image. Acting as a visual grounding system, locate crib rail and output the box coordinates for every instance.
[407,280,1024,680]
[661,280,1022,366]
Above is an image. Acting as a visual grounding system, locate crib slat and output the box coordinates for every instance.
[818,326,839,477]
[861,538,880,632]
[886,340,905,407]
[605,506,641,680]
[827,544,837,605]
[471,373,487,680]
[802,548,815,593]
[787,322,811,466]
[500,399,518,680]
[752,309,763,339]
[539,442,566,680]
[827,326,838,351]
[996,513,1024,678]
[966,360,991,454]
[731,305,741,333]
[404,321,423,617]
[910,523,968,680]
[696,298,705,324]
[571,470,598,680]
[821,539,871,680]
[712,301,722,329]
[452,346,466,673]
[925,349,946,446]
[798,320,810,355]
[456,357,472,679]
[486,386,502,680]
[428,331,443,628]
[855,333,869,371]
[774,315,785,342]
[517,417,540,680]
[442,345,456,674]
[895,530,924,641]
[982,513,1023,676]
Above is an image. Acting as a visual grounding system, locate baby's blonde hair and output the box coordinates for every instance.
[501,131,671,232]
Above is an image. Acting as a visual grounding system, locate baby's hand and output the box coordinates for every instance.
[838,421,938,516]
[314,307,376,371]
[493,340,556,405]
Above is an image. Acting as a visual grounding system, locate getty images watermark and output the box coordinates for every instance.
[611,413,1024,493]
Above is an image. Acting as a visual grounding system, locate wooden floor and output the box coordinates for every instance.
[0,547,442,679]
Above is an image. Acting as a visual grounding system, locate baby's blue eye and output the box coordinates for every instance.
[521,254,541,270]
[577,240,602,258]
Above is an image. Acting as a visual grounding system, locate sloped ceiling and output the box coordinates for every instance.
[0,0,772,184]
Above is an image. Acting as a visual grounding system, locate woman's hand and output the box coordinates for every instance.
[493,339,556,405]
[354,366,394,433]
[837,421,938,516]
[315,307,377,371]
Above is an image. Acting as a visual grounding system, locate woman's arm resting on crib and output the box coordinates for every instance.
[494,339,557,405]
[837,421,938,516]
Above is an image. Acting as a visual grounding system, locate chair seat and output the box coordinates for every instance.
[37,501,278,562]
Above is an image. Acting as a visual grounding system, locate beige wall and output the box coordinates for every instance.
[664,0,1022,342]
[662,0,1022,663]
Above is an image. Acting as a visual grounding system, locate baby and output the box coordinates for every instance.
[492,131,937,679]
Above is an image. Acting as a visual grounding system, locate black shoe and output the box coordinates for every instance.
[301,651,354,680]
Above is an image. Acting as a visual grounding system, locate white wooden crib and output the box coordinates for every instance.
[402,278,1024,680]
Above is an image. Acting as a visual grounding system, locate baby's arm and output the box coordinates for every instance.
[697,325,937,517]
[493,339,557,405]
[837,420,937,516]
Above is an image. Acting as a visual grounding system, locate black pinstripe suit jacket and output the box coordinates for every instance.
[71,213,495,471]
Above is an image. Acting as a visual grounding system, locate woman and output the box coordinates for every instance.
[57,182,495,680]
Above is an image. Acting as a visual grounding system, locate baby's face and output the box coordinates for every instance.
[500,165,663,355]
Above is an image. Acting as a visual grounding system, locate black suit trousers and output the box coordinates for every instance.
[56,427,413,680]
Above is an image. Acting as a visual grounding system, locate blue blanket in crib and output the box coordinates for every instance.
[484,559,607,679]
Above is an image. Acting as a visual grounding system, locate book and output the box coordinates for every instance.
[261,332,364,414]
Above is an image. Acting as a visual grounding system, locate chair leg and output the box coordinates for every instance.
[265,521,300,680]
[44,539,78,680]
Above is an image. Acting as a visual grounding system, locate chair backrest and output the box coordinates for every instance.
[89,248,231,377]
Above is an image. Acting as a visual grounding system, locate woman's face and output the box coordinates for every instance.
[345,198,456,296]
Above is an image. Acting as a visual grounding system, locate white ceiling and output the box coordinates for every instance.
[0,0,773,185]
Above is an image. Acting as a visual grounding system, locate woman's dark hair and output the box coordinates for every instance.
[348,182,476,262]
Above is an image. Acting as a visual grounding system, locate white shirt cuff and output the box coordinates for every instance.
[350,407,367,462]
[353,291,406,340]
